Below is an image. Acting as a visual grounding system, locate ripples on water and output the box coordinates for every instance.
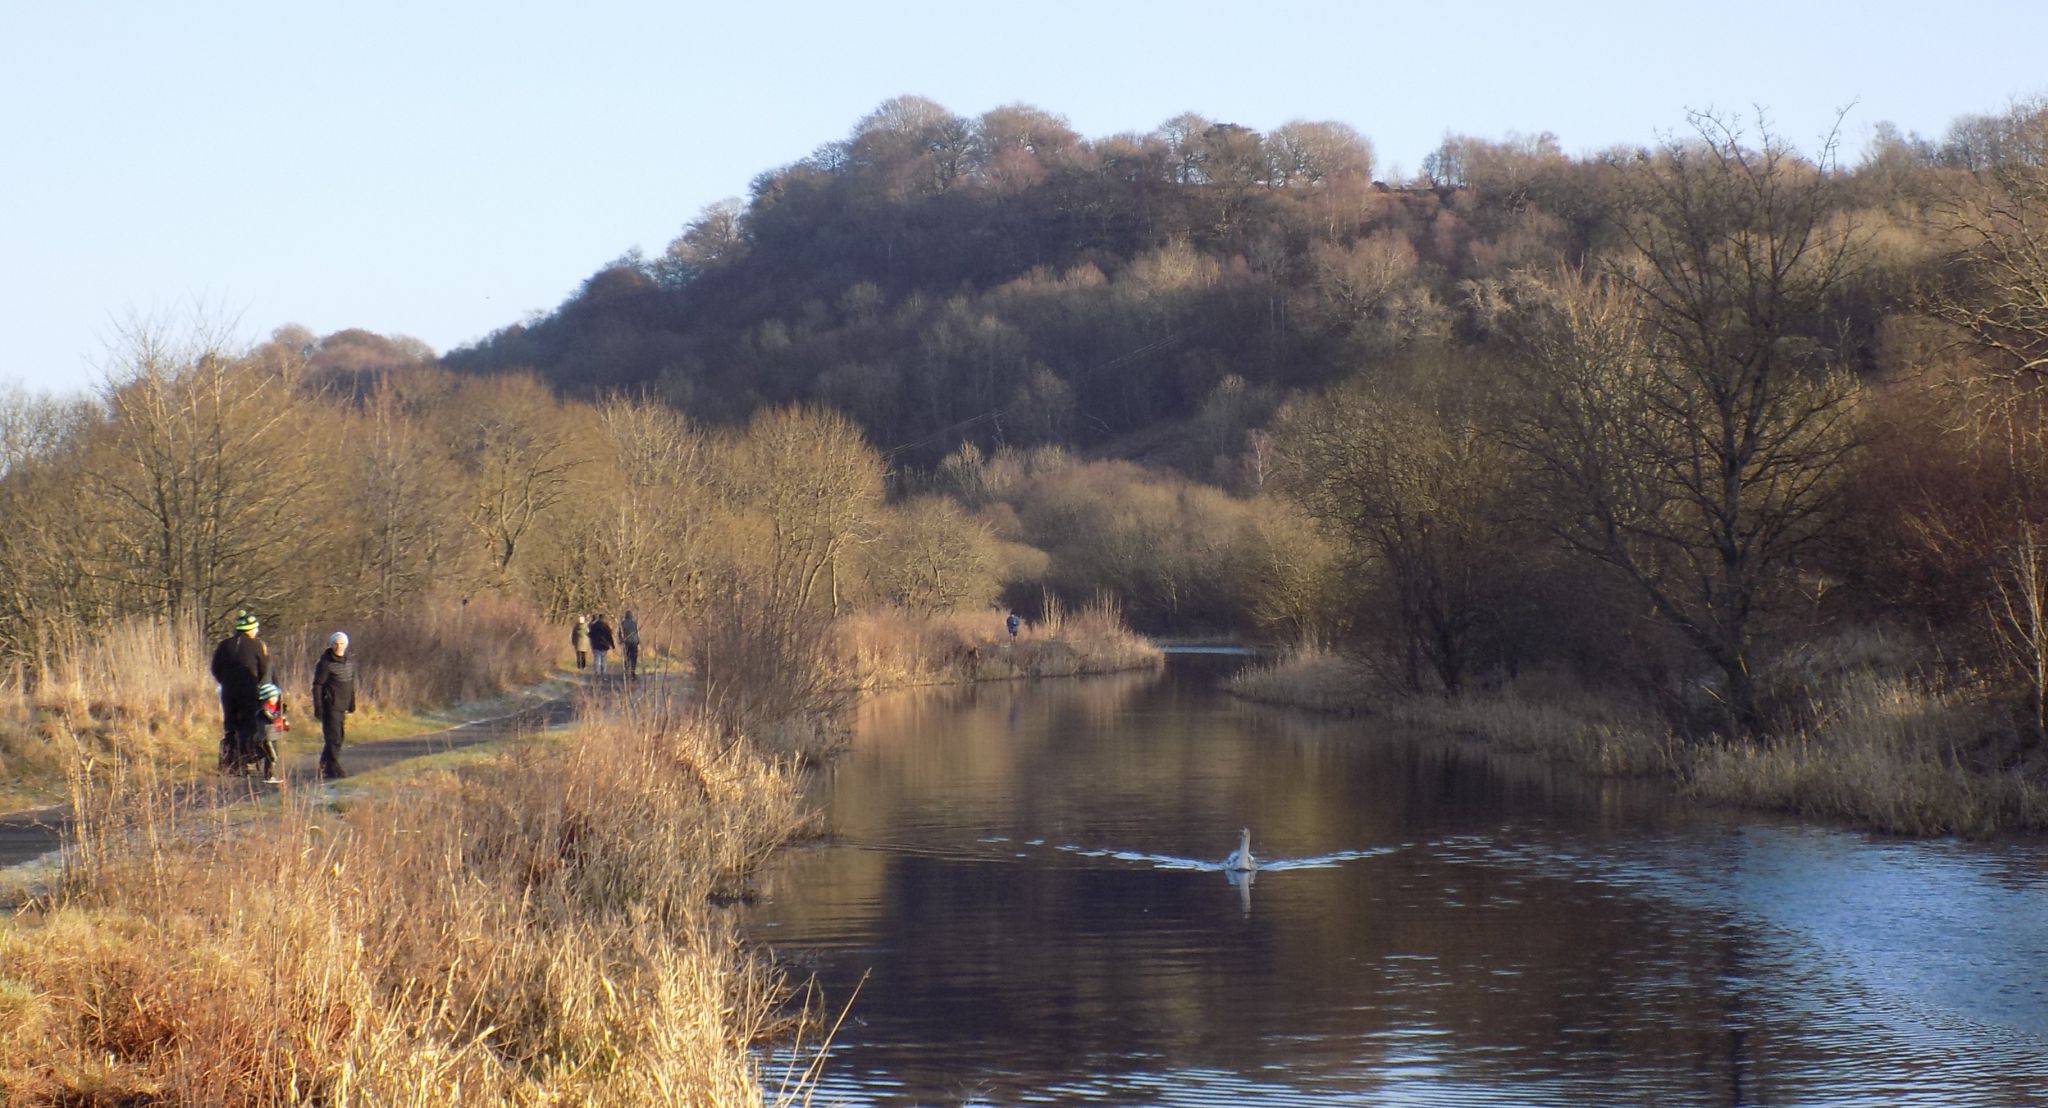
[748,661,2048,1107]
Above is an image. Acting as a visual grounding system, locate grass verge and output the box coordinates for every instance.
[0,680,823,1104]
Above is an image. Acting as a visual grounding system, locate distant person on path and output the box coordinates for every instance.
[310,631,357,780]
[1006,611,1021,641]
[619,609,641,679]
[209,609,271,776]
[589,613,615,675]
[571,614,590,670]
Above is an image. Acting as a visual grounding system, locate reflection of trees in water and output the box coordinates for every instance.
[756,672,1861,1104]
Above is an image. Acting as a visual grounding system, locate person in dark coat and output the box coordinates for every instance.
[310,630,357,780]
[209,609,271,775]
[619,610,641,679]
[588,613,615,675]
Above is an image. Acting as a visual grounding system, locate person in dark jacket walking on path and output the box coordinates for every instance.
[571,614,590,669]
[310,630,357,780]
[209,609,271,775]
[619,610,640,679]
[588,614,615,676]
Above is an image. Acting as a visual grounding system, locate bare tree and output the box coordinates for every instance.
[1272,383,1509,692]
[1502,114,1864,734]
[1925,100,2048,387]
[1267,120,1374,188]
[589,397,722,617]
[79,320,323,631]
[1991,523,2048,739]
[0,390,104,661]
[446,373,589,588]
[726,405,884,613]
[349,379,474,616]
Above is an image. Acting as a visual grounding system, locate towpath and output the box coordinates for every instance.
[0,674,624,881]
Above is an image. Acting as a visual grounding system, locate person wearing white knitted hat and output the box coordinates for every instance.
[311,631,357,780]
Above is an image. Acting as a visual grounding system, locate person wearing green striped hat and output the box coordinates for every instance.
[209,609,272,776]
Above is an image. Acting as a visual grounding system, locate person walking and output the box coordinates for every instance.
[1006,611,1021,641]
[571,614,590,670]
[310,631,357,780]
[619,610,640,680]
[209,609,271,777]
[588,613,615,676]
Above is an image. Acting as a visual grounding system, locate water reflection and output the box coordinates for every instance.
[1223,867,1252,916]
[749,656,2048,1106]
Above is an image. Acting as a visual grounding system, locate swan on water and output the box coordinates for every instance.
[1224,827,1256,872]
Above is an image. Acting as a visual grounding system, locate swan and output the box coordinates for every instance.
[1224,827,1256,872]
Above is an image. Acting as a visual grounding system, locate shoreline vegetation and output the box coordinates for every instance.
[839,599,1164,692]
[1,683,819,1103]
[0,599,1155,1101]
[1228,646,2048,838]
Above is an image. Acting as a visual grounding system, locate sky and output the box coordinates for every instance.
[4,0,2045,398]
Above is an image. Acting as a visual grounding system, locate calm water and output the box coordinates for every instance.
[745,654,2048,1107]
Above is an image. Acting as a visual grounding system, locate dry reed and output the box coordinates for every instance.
[1226,648,1679,775]
[1383,682,1681,777]
[1225,646,1379,716]
[0,596,562,809]
[0,616,219,805]
[1686,671,2048,835]
[837,598,1161,691]
[0,683,824,1104]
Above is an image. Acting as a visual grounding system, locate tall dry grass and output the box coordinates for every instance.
[1,683,825,1104]
[1383,680,1681,777]
[1686,671,2048,836]
[0,616,219,802]
[1227,648,1679,775]
[1225,646,1379,716]
[282,592,561,713]
[691,580,857,758]
[838,598,1162,691]
[0,596,563,809]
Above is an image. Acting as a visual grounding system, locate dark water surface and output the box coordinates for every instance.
[745,654,2048,1106]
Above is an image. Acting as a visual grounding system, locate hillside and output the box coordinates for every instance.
[441,97,1582,471]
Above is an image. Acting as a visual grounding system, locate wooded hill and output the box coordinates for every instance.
[443,97,1570,471]
[439,97,2034,468]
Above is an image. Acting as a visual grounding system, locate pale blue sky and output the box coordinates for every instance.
[4,0,2043,397]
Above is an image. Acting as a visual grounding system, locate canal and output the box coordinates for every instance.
[746,652,2048,1106]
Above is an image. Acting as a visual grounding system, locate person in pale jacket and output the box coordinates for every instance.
[571,614,590,669]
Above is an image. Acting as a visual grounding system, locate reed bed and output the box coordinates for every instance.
[1685,671,2048,836]
[1224,646,1379,716]
[1229,643,2048,834]
[1227,647,1679,775]
[1381,680,1682,778]
[0,683,824,1104]
[0,616,219,804]
[297,593,561,713]
[838,598,1161,691]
